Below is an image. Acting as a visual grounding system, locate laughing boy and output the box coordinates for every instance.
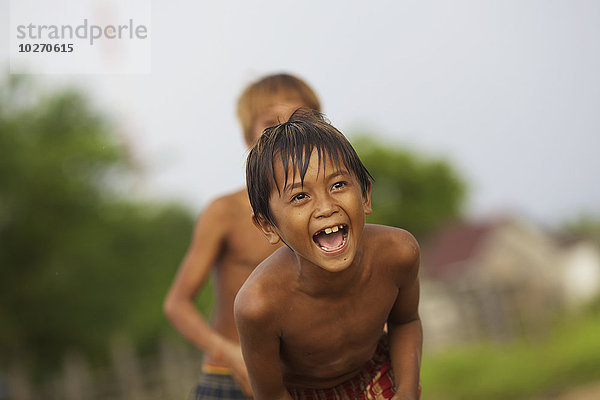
[234,109,422,400]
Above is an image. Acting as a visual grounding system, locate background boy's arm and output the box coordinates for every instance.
[163,198,250,394]
[387,232,422,400]
[235,288,293,400]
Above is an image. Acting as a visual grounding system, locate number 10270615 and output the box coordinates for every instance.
[18,43,74,52]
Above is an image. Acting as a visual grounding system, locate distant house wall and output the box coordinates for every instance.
[419,217,595,352]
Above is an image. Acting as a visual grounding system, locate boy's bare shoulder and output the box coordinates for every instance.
[234,247,295,323]
[197,188,249,225]
[204,188,248,214]
[363,224,420,279]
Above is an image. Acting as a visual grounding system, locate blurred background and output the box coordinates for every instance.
[1,1,599,399]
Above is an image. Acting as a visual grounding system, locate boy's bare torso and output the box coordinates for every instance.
[207,189,281,363]
[239,225,417,389]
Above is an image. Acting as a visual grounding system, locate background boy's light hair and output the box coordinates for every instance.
[237,73,321,143]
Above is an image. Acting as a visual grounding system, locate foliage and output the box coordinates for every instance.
[352,136,467,239]
[421,304,600,400]
[564,213,600,248]
[0,76,196,378]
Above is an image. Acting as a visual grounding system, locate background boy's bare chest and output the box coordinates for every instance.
[220,207,278,269]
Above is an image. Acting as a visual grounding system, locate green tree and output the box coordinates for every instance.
[0,76,197,378]
[564,214,600,248]
[352,135,467,239]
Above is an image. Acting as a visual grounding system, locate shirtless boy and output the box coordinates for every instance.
[164,74,321,399]
[235,109,422,400]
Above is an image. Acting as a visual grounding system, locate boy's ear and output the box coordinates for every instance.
[252,213,282,245]
[363,181,373,215]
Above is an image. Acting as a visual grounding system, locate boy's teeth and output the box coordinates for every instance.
[322,225,344,235]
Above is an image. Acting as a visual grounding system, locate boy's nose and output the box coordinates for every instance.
[314,196,337,218]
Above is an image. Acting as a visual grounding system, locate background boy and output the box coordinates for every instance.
[164,74,321,399]
[235,109,422,400]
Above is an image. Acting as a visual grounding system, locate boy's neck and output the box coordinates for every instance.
[292,247,367,298]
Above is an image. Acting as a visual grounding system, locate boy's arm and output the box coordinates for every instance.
[163,199,250,394]
[387,232,422,400]
[235,288,293,400]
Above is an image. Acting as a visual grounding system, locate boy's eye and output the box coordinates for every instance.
[332,181,347,190]
[291,193,308,202]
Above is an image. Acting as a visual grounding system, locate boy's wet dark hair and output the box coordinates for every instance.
[246,108,373,226]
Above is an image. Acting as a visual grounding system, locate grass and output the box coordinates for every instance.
[420,306,600,400]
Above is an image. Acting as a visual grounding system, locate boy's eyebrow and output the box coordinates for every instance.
[283,169,350,192]
[284,181,304,192]
[326,170,350,180]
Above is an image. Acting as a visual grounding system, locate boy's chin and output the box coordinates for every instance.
[314,250,356,273]
[318,262,353,273]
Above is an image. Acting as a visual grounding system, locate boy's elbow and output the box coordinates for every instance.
[163,292,179,320]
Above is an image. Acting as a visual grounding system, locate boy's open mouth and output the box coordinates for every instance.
[312,224,348,252]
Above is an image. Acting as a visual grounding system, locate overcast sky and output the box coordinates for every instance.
[2,0,599,227]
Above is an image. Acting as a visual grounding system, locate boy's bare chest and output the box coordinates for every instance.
[279,279,397,377]
[221,210,279,269]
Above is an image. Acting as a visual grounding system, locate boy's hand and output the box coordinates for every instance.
[217,339,253,397]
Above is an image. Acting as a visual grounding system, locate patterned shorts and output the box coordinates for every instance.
[189,366,251,400]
